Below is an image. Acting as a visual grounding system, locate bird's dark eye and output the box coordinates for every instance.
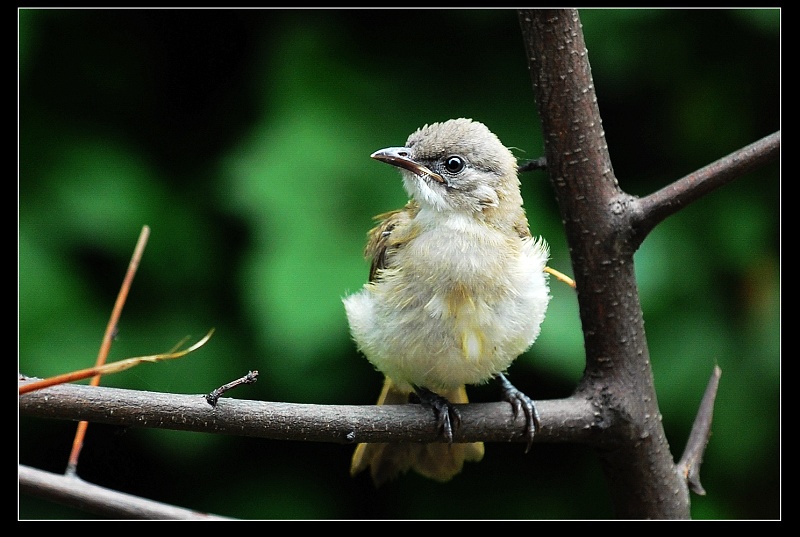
[443,155,465,174]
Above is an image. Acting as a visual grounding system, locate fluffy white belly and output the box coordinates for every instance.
[344,226,550,392]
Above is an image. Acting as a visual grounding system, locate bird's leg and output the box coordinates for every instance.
[497,373,540,453]
[410,386,461,445]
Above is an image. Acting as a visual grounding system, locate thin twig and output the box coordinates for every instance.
[19,464,233,520]
[67,225,150,476]
[545,266,576,289]
[206,370,260,407]
[18,330,215,395]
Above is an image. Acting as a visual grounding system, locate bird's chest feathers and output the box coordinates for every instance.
[403,214,510,289]
[392,214,524,363]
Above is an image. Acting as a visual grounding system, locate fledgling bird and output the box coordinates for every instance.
[343,118,550,486]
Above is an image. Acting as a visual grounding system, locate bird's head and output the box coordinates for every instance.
[371,118,523,217]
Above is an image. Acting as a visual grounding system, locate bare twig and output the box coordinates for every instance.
[19,464,233,520]
[544,266,576,289]
[93,225,151,378]
[68,225,150,476]
[205,370,260,407]
[677,365,723,495]
[18,330,215,395]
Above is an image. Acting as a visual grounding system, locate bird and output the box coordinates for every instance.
[343,118,551,486]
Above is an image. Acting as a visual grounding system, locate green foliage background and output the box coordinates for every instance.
[18,9,779,519]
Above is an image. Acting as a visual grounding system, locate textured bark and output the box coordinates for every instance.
[518,9,690,518]
[19,379,598,445]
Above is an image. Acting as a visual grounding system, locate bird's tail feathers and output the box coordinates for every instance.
[350,377,484,486]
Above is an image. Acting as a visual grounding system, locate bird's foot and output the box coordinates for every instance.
[411,386,461,445]
[498,373,540,453]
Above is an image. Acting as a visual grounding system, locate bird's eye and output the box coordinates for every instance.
[443,155,465,174]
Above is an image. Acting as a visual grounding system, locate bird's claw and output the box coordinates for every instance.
[412,386,461,444]
[498,373,540,452]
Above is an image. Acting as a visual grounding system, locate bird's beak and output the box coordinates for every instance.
[371,147,446,184]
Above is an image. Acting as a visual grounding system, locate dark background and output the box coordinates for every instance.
[19,9,780,519]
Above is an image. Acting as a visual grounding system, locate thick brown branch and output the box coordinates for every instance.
[19,379,602,446]
[519,9,691,519]
[518,9,621,216]
[631,132,780,247]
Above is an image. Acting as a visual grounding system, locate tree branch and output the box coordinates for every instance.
[19,464,232,520]
[19,378,602,446]
[631,132,780,247]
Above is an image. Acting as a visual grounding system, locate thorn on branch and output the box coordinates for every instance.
[677,365,722,495]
